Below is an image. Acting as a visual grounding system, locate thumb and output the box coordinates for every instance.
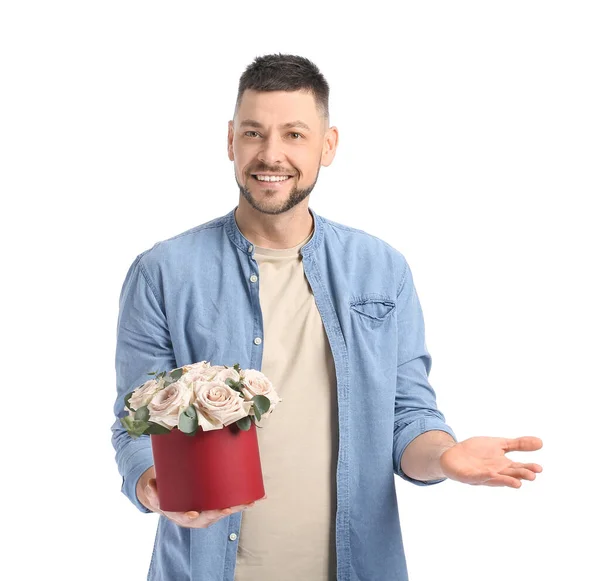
[145,479,159,507]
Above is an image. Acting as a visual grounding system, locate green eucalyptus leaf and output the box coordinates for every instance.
[254,406,262,422]
[120,416,150,438]
[144,422,171,435]
[236,416,251,431]
[124,392,134,411]
[134,405,150,422]
[225,378,243,393]
[252,395,270,415]
[147,371,157,375]
[120,415,135,430]
[170,367,183,381]
[179,405,198,434]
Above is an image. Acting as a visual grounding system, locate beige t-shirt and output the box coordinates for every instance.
[234,227,339,581]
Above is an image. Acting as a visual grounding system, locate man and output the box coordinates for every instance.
[111,53,543,581]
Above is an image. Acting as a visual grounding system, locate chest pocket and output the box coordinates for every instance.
[350,294,396,322]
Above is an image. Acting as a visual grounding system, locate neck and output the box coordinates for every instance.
[234,198,314,249]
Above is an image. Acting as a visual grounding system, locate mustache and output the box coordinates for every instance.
[249,168,295,175]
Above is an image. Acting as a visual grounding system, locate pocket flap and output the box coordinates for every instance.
[350,296,396,321]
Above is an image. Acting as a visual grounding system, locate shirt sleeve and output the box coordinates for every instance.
[392,258,457,486]
[111,252,177,513]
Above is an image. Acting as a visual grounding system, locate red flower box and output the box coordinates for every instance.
[150,421,265,512]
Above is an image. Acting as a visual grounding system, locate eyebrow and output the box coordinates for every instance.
[240,119,312,132]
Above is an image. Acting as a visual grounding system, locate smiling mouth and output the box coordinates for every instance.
[250,174,294,185]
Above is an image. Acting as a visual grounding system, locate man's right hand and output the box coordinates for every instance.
[136,466,267,529]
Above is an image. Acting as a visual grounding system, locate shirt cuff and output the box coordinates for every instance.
[121,445,155,513]
[394,417,457,486]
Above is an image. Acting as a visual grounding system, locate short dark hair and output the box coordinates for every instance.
[234,53,330,128]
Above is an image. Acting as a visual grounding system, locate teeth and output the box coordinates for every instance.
[255,175,290,182]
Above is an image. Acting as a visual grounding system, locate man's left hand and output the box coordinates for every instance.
[440,436,543,488]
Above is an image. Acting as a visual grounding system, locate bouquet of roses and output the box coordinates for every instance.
[120,361,282,438]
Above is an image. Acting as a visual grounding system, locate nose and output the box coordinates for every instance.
[257,133,284,167]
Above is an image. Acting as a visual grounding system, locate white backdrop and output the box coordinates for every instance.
[2,1,598,580]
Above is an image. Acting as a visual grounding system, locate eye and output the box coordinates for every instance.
[244,131,260,138]
[289,132,303,139]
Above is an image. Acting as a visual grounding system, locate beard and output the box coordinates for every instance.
[235,166,321,216]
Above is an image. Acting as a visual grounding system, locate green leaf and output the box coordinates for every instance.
[144,421,171,435]
[233,363,241,372]
[134,405,150,422]
[236,416,251,431]
[225,378,242,393]
[157,371,166,379]
[179,405,198,434]
[252,395,270,416]
[170,367,184,381]
[124,392,134,411]
[120,415,150,439]
[254,406,262,422]
[147,371,157,375]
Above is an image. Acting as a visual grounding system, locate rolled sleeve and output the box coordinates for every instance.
[392,258,457,486]
[111,252,177,513]
[393,418,457,486]
[112,421,155,513]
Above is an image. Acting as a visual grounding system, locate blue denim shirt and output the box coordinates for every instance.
[111,205,457,581]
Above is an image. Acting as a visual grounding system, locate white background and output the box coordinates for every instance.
[2,1,598,580]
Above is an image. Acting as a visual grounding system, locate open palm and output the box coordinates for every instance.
[439,436,543,488]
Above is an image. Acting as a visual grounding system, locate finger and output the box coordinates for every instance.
[504,436,543,453]
[501,467,537,481]
[144,484,160,510]
[510,462,543,473]
[233,502,256,510]
[483,475,522,488]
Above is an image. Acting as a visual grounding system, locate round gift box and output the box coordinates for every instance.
[150,421,265,512]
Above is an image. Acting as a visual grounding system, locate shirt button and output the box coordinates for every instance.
[250,274,258,283]
[229,533,238,541]
[254,337,262,345]
[248,244,254,253]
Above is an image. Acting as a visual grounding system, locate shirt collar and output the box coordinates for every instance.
[224,205,323,258]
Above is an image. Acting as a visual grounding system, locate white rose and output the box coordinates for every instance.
[128,377,163,411]
[192,380,252,431]
[147,380,193,429]
[240,369,282,421]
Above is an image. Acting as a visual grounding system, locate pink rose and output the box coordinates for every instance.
[240,369,282,421]
[147,380,193,429]
[192,380,252,431]
[182,363,217,385]
[212,367,242,385]
[128,377,163,411]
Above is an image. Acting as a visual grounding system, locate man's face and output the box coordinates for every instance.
[228,89,337,215]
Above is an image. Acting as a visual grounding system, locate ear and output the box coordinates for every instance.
[320,126,339,167]
[227,121,234,161]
